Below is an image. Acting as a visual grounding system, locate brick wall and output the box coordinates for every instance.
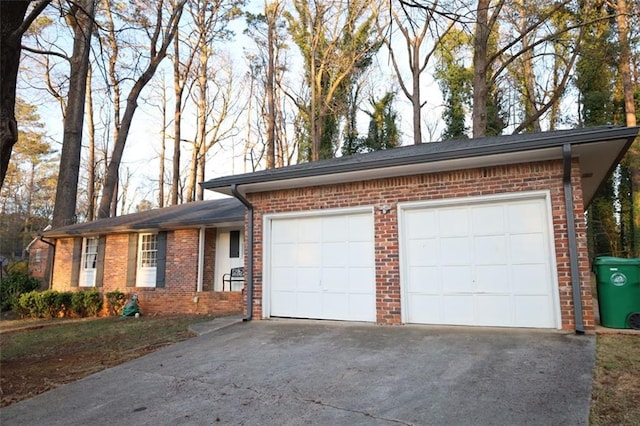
[27,239,52,287]
[51,238,76,291]
[246,159,593,330]
[50,228,242,317]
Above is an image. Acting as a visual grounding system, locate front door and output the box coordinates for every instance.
[214,229,244,291]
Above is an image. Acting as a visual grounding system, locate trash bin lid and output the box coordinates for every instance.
[593,256,640,266]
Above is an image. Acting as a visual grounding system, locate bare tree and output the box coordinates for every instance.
[52,0,96,226]
[97,0,186,218]
[380,0,453,144]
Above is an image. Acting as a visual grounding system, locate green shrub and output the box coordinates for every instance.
[36,290,60,318]
[0,272,41,312]
[71,290,103,317]
[106,290,126,316]
[17,291,41,318]
[56,292,73,317]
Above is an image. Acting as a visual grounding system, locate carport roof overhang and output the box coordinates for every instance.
[202,126,640,208]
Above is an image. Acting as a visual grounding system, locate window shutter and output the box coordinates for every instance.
[229,230,240,258]
[156,232,167,288]
[95,236,106,287]
[126,234,138,287]
[70,238,82,287]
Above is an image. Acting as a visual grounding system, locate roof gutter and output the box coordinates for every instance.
[563,144,584,334]
[231,184,254,322]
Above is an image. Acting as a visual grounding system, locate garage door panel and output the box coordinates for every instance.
[269,212,375,322]
[508,203,544,233]
[476,265,509,293]
[272,244,297,267]
[474,235,508,264]
[406,210,437,239]
[297,268,321,291]
[271,291,296,317]
[321,268,347,291]
[348,214,373,241]
[403,196,557,329]
[272,268,296,291]
[322,216,347,242]
[441,237,472,264]
[348,294,376,321]
[408,294,442,323]
[408,266,439,293]
[472,205,505,235]
[514,296,553,327]
[322,242,347,267]
[349,241,374,267]
[510,234,546,263]
[297,243,321,267]
[442,296,475,324]
[298,293,322,318]
[443,265,473,293]
[408,239,438,266]
[475,295,512,326]
[438,208,469,237]
[511,264,548,294]
[349,268,376,293]
[298,218,322,242]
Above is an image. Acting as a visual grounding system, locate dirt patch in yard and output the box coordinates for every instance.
[0,315,212,407]
[590,334,640,425]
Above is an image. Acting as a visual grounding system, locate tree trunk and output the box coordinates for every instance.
[411,38,422,144]
[159,81,167,208]
[98,59,172,218]
[0,2,31,189]
[265,1,277,168]
[86,65,96,221]
[52,0,96,227]
[472,0,490,138]
[171,35,182,206]
[615,0,639,257]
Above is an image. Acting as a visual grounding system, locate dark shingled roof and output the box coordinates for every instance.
[201,125,640,207]
[43,198,244,238]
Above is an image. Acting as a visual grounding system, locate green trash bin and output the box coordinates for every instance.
[593,256,640,329]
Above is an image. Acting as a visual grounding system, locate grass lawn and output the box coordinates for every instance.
[590,333,640,425]
[0,315,213,407]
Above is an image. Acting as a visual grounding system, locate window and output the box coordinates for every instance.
[83,238,98,269]
[33,248,42,263]
[139,234,157,268]
[229,230,240,258]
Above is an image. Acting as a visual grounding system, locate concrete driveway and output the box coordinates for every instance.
[2,319,595,425]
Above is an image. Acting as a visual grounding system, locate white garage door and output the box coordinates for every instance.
[267,210,375,322]
[401,195,558,328]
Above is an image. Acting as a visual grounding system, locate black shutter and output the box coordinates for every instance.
[229,230,240,258]
[95,236,106,287]
[156,232,167,288]
[126,234,138,287]
[70,238,82,287]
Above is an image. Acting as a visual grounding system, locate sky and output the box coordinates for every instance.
[14,1,466,213]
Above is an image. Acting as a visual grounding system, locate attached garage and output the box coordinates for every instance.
[264,209,376,322]
[399,192,559,328]
[202,126,640,332]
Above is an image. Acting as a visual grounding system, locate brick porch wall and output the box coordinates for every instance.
[246,159,593,331]
[50,229,243,316]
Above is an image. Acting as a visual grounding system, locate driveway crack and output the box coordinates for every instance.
[303,398,413,425]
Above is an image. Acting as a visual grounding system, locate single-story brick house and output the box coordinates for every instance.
[202,126,640,332]
[37,198,246,316]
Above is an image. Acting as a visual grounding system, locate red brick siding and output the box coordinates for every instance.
[51,238,76,291]
[50,229,242,316]
[27,239,52,286]
[246,160,593,330]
